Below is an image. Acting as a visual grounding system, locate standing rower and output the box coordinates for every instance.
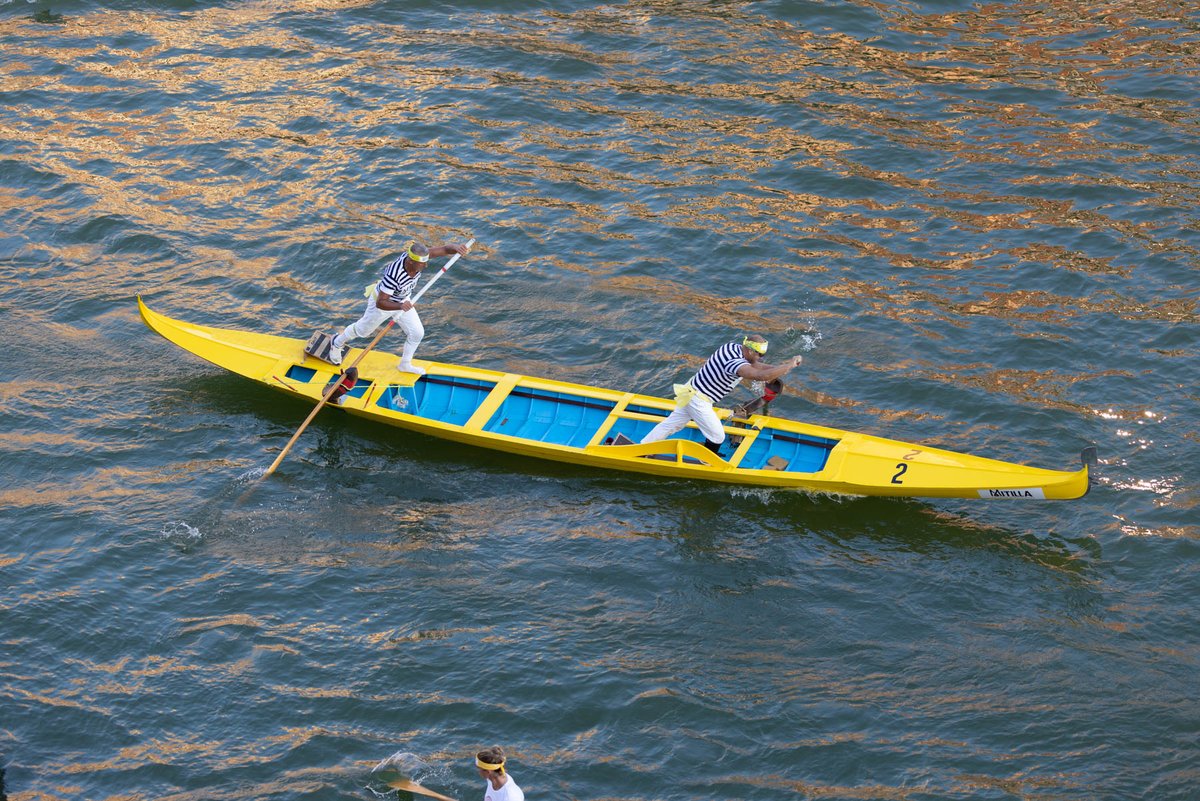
[328,240,471,374]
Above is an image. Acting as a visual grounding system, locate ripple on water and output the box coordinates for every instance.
[1,2,1198,799]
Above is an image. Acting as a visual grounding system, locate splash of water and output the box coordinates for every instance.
[159,520,203,542]
[371,750,431,780]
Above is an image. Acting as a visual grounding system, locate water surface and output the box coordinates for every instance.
[1,2,1197,800]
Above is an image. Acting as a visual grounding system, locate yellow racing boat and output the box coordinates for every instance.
[138,298,1092,500]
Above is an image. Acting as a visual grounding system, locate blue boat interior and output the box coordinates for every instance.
[367,375,838,474]
[378,375,494,426]
[604,406,838,473]
[602,404,677,450]
[482,387,616,448]
[743,430,838,473]
[286,365,368,398]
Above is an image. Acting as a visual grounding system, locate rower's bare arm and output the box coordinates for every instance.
[737,355,802,382]
[376,292,407,311]
[430,242,471,258]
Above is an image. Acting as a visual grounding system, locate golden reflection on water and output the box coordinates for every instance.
[11,687,108,717]
[720,772,914,799]
[177,613,269,634]
[1,6,1195,801]
[3,1,1193,341]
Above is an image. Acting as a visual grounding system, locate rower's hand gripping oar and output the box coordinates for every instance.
[261,239,474,477]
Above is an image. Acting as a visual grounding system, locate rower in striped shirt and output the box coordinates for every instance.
[641,335,803,454]
[328,240,471,374]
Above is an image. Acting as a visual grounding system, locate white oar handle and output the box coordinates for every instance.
[410,238,475,305]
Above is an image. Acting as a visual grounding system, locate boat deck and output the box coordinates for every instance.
[291,366,840,474]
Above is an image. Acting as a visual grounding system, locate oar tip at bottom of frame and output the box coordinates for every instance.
[386,777,459,801]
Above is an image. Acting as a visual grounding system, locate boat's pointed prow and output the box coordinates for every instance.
[138,295,188,340]
[138,298,300,381]
[137,294,159,329]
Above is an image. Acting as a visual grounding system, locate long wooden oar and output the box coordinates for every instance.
[262,240,473,477]
[387,777,458,801]
[262,322,392,477]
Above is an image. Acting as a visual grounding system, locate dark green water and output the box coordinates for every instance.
[1,2,1197,800]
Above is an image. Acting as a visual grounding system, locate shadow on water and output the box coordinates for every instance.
[614,473,1101,579]
[774,492,1100,575]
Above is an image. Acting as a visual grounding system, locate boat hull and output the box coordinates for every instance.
[138,298,1090,500]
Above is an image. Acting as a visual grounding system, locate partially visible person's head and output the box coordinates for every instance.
[476,746,506,776]
[405,242,430,267]
[742,335,768,361]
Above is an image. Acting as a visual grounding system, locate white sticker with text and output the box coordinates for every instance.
[978,487,1047,499]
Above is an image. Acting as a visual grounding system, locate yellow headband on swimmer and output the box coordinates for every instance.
[407,247,429,263]
[476,757,505,773]
[743,337,768,355]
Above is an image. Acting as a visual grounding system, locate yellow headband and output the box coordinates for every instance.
[476,757,505,773]
[743,337,768,355]
[407,247,429,263]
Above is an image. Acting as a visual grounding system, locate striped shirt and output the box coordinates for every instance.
[689,341,749,403]
[377,256,419,302]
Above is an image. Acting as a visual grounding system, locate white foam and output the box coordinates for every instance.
[160,521,203,541]
[371,750,429,777]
